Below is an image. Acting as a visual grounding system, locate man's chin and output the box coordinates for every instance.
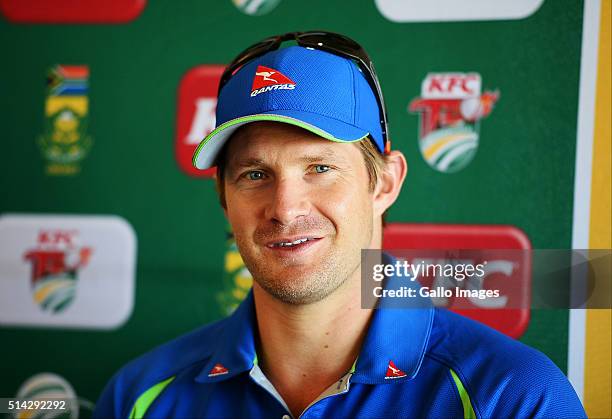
[255,279,334,306]
[252,263,349,306]
[257,271,317,292]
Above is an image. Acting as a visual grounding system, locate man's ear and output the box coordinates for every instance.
[373,150,408,217]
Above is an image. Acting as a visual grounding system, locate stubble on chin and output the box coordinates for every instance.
[235,236,361,305]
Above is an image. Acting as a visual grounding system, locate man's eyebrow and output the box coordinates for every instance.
[296,148,344,163]
[230,149,345,170]
[231,157,266,169]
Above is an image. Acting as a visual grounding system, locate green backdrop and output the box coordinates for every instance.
[0,0,583,414]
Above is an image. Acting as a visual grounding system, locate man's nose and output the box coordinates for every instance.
[264,177,311,225]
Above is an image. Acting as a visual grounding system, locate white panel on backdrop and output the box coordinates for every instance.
[375,0,545,22]
[0,214,136,330]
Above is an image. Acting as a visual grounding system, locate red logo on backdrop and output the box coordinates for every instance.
[0,0,146,23]
[175,65,225,178]
[383,223,532,338]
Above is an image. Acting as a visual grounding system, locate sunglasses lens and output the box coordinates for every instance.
[298,32,365,59]
[219,37,280,93]
[230,38,278,71]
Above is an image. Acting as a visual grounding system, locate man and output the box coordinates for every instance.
[94,32,585,418]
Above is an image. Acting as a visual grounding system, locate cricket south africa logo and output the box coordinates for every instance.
[15,373,79,419]
[14,372,95,418]
[39,65,93,176]
[24,230,92,313]
[231,0,281,16]
[218,224,253,315]
[0,215,136,329]
[409,73,499,173]
[251,65,295,97]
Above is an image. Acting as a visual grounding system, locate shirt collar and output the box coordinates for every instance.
[195,252,434,385]
[195,290,258,383]
[350,252,434,384]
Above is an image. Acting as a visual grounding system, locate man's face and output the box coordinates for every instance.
[223,121,375,305]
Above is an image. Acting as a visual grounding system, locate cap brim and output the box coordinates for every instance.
[192,110,370,170]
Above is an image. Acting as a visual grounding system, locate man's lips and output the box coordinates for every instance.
[264,235,323,248]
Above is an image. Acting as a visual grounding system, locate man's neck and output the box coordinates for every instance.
[252,270,372,418]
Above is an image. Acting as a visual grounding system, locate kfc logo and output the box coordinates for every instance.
[0,214,136,329]
[383,223,531,338]
[24,229,92,314]
[175,65,225,178]
[409,73,499,173]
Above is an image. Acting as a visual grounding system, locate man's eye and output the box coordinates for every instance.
[314,165,330,173]
[245,171,265,180]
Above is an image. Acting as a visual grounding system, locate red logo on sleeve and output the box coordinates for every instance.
[384,360,407,379]
[208,363,229,377]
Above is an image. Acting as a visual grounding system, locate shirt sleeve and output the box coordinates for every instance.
[475,349,587,419]
[93,371,130,419]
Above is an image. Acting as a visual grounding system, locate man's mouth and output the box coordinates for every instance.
[265,236,322,249]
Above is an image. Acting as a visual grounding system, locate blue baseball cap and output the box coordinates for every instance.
[192,45,384,170]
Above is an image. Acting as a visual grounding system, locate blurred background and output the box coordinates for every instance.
[0,0,609,417]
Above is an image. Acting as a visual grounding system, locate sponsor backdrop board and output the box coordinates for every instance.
[1,0,610,417]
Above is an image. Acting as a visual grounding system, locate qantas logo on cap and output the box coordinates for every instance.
[250,65,296,97]
[384,360,407,379]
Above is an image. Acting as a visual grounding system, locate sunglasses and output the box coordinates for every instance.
[218,31,390,153]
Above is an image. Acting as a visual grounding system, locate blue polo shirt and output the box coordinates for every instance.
[94,273,585,418]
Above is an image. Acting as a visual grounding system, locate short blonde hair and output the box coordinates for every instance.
[356,137,387,193]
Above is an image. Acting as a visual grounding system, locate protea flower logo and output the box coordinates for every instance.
[409,73,499,173]
[39,65,93,176]
[23,230,92,314]
[231,0,281,16]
